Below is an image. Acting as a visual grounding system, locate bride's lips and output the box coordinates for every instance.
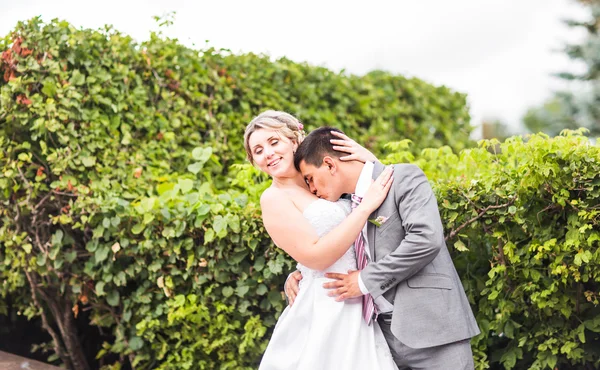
[268,158,282,167]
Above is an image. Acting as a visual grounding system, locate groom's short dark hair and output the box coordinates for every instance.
[294,126,344,171]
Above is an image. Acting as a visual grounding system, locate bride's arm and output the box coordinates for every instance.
[330,131,378,163]
[261,168,393,271]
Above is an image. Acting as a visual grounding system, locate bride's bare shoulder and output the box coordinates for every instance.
[260,187,289,207]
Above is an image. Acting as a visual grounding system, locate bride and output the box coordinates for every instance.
[244,110,398,369]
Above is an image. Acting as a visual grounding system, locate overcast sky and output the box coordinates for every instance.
[0,0,589,137]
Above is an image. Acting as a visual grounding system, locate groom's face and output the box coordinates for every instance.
[299,157,345,201]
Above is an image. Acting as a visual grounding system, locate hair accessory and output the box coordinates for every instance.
[298,123,304,130]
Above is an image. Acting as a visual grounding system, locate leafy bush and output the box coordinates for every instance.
[384,130,600,369]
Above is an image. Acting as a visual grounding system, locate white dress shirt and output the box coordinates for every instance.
[355,162,394,313]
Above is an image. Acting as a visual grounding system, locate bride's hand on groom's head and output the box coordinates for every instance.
[330,131,377,163]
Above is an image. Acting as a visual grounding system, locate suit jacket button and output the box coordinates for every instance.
[380,285,385,290]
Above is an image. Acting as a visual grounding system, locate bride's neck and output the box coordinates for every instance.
[272,172,307,189]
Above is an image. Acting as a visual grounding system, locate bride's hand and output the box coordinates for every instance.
[357,166,394,212]
[330,131,378,163]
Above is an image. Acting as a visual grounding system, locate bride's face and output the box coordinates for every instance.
[248,128,298,178]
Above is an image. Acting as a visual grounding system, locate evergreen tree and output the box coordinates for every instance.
[523,1,600,136]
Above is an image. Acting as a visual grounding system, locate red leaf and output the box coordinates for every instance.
[20,48,33,57]
[16,94,32,105]
[12,40,21,56]
[1,49,13,63]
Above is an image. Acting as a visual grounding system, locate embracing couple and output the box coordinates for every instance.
[244,111,480,370]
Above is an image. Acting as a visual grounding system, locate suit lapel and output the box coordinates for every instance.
[367,162,385,261]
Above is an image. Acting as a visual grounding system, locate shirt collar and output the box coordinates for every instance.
[354,161,374,198]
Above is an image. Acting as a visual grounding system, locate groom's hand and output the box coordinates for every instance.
[323,270,362,301]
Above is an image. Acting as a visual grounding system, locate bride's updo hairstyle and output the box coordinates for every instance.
[244,110,305,164]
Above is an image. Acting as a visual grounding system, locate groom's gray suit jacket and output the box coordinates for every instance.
[361,162,480,349]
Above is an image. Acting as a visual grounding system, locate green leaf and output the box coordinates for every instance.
[236,285,249,297]
[547,354,557,369]
[110,216,121,227]
[504,320,514,338]
[129,337,143,351]
[577,324,586,343]
[65,251,77,263]
[157,182,175,195]
[192,147,212,162]
[36,253,47,266]
[204,229,215,243]
[81,156,96,167]
[197,204,210,216]
[51,230,64,246]
[173,294,186,307]
[95,246,109,263]
[500,348,517,368]
[254,256,265,271]
[143,213,155,225]
[222,286,234,297]
[70,70,86,86]
[213,215,227,234]
[148,260,161,272]
[107,290,120,306]
[256,284,268,295]
[267,259,283,274]
[187,162,203,174]
[49,245,60,260]
[132,224,145,235]
[454,240,468,252]
[229,215,241,233]
[96,281,106,296]
[178,178,194,194]
[268,290,283,306]
[42,81,57,97]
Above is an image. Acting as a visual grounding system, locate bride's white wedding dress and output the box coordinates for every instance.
[259,199,398,370]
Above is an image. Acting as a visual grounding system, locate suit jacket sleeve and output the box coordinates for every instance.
[361,164,445,299]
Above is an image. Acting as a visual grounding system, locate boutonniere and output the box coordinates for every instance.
[368,216,389,227]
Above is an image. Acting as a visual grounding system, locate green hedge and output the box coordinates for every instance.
[1,17,599,370]
[384,131,600,369]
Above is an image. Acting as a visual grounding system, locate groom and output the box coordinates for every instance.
[288,127,480,369]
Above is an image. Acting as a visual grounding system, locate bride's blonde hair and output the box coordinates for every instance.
[244,110,305,164]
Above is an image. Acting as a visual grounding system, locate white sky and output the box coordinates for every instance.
[0,0,590,137]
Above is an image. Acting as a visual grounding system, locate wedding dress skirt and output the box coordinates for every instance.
[259,199,397,370]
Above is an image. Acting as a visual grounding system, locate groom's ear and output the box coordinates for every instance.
[322,156,337,175]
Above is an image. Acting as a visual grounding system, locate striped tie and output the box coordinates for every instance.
[351,194,377,325]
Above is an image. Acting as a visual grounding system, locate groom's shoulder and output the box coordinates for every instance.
[391,163,428,182]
